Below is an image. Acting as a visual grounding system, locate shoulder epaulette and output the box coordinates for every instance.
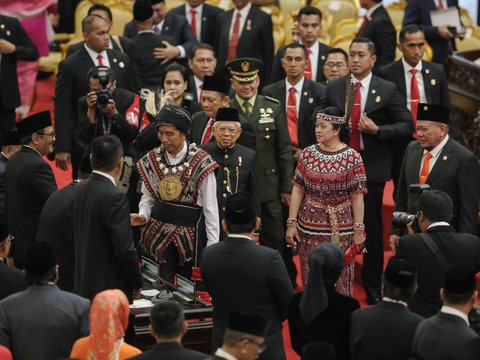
[264,96,280,104]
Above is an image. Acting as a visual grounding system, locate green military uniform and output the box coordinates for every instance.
[228,58,294,251]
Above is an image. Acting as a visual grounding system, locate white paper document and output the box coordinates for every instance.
[430,7,462,32]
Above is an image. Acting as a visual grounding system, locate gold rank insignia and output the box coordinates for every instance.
[241,61,250,72]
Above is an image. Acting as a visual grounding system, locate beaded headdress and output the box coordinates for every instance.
[316,112,346,125]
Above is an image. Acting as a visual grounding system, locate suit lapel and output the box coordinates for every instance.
[224,10,234,46]
[394,61,408,98]
[299,81,312,124]
[409,142,424,184]
[364,75,379,113]
[239,6,255,42]
[315,41,325,81]
[200,7,208,42]
[276,81,287,108]
[421,60,433,103]
[426,138,453,184]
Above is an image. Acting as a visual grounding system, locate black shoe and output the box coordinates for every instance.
[366,296,381,305]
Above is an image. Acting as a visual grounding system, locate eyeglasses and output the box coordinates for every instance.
[36,131,55,137]
[216,127,239,134]
[324,62,346,69]
[244,339,267,354]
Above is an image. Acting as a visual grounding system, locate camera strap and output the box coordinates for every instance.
[419,233,447,269]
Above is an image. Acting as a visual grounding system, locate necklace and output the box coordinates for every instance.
[155,142,198,175]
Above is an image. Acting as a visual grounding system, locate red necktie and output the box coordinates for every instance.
[409,69,420,139]
[304,49,312,80]
[190,9,198,39]
[349,82,362,151]
[227,12,241,63]
[202,118,214,145]
[357,15,368,36]
[437,0,445,10]
[97,54,104,66]
[419,152,433,184]
[287,87,299,147]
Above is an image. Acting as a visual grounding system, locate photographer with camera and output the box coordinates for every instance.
[394,190,480,318]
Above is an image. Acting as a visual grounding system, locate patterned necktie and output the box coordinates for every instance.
[153,25,160,35]
[190,9,198,39]
[304,49,312,80]
[243,100,252,119]
[97,54,104,66]
[409,69,420,138]
[227,12,241,63]
[202,118,215,145]
[419,152,433,184]
[287,87,299,147]
[349,82,362,151]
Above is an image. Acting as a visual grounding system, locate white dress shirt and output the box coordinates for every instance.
[366,2,383,19]
[285,77,305,115]
[402,58,427,111]
[139,142,220,246]
[229,2,252,38]
[186,3,203,41]
[194,75,203,102]
[420,134,449,175]
[301,40,319,81]
[351,72,373,150]
[23,145,42,157]
[383,297,408,307]
[441,305,470,326]
[426,221,450,230]
[215,348,238,360]
[92,170,116,186]
[84,44,110,68]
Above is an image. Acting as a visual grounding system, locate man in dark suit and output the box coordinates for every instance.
[350,257,423,360]
[318,37,413,303]
[322,47,349,84]
[208,311,267,360]
[130,300,206,359]
[0,226,27,301]
[379,25,450,197]
[187,43,217,103]
[229,58,294,252]
[0,241,90,360]
[0,15,38,144]
[65,3,132,56]
[202,107,259,222]
[403,0,463,65]
[271,6,330,84]
[123,0,198,60]
[6,111,57,269]
[55,15,139,178]
[214,0,274,86]
[190,75,256,150]
[391,104,479,241]
[0,132,21,226]
[395,190,480,318]
[71,135,143,302]
[411,264,480,360]
[357,0,396,70]
[201,193,293,360]
[169,0,223,46]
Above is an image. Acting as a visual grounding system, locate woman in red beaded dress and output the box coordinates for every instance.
[286,107,367,296]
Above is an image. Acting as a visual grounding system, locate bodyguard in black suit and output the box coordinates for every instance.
[318,38,413,303]
[411,264,480,360]
[123,0,198,59]
[55,15,139,178]
[271,6,330,84]
[201,193,294,360]
[187,43,218,103]
[6,112,57,269]
[395,191,480,318]
[214,1,274,86]
[378,25,450,196]
[0,226,27,301]
[357,0,396,70]
[0,15,38,140]
[392,104,479,237]
[350,257,423,360]
[71,135,143,302]
[403,0,462,65]
[169,0,223,45]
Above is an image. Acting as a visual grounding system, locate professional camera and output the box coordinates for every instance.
[95,67,113,109]
[391,184,431,233]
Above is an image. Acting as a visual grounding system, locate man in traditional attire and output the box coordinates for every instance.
[133,104,219,301]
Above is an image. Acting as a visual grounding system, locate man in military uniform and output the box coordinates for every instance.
[201,107,259,238]
[228,58,293,252]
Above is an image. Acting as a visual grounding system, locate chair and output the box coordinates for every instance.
[385,1,406,28]
[455,35,480,52]
[335,17,361,37]
[459,7,474,28]
[106,0,133,36]
[312,0,358,37]
[330,32,355,53]
[259,5,285,51]
[283,9,332,46]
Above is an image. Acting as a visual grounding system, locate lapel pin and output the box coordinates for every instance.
[371,89,376,94]
[423,105,428,111]
[6,30,10,36]
[303,91,308,96]
[431,79,436,86]
[113,58,117,63]
[308,97,314,103]
[425,69,430,74]
[119,61,125,68]
[321,55,325,60]
[375,95,381,103]
[246,19,252,31]
[443,155,448,160]
[0,24,4,29]
[202,17,206,21]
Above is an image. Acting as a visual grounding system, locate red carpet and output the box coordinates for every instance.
[32,74,398,359]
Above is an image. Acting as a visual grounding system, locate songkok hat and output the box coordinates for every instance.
[215,107,239,123]
[225,193,256,225]
[24,241,57,276]
[384,257,417,288]
[155,104,192,134]
[149,0,165,4]
[134,0,153,22]
[3,131,21,146]
[15,111,52,137]
[202,75,230,95]
[226,58,262,82]
[444,264,477,295]
[316,106,346,125]
[417,103,450,124]
[228,311,266,337]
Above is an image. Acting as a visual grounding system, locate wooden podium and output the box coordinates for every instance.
[447,50,480,158]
